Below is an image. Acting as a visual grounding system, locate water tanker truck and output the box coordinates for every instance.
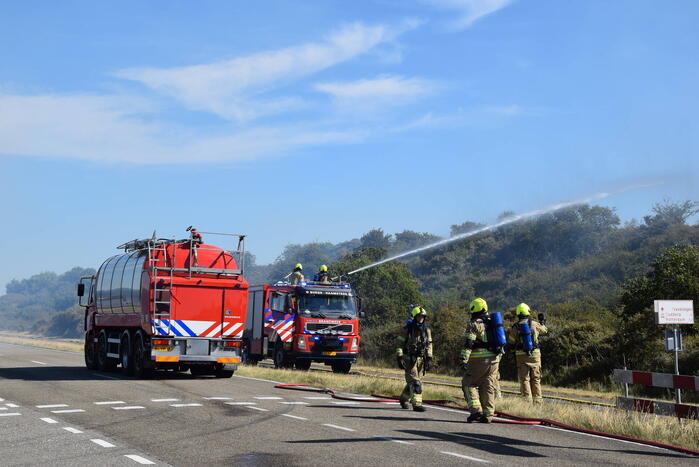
[77,228,248,377]
[243,281,363,373]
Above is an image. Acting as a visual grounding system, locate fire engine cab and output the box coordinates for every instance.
[243,281,362,373]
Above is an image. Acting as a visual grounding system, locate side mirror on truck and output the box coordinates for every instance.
[77,283,85,297]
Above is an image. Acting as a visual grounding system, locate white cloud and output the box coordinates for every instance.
[0,93,363,164]
[116,23,401,122]
[315,75,435,101]
[421,0,513,30]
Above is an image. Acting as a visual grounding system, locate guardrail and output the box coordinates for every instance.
[613,369,698,420]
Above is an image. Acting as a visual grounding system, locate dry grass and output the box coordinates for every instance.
[353,363,617,401]
[0,331,82,353]
[238,364,699,451]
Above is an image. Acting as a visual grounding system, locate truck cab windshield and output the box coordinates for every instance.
[298,295,356,319]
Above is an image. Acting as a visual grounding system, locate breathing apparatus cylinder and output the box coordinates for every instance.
[518,320,534,353]
[488,312,507,352]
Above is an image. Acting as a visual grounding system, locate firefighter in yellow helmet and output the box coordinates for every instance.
[460,298,500,423]
[290,263,304,285]
[508,303,548,404]
[314,264,330,283]
[396,306,433,412]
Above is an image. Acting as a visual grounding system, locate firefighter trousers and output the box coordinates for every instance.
[516,353,542,403]
[400,356,425,407]
[461,356,499,420]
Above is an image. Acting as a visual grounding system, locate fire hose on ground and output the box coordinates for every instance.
[274,383,699,457]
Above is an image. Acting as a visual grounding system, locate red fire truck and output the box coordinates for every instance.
[77,228,248,378]
[243,281,362,373]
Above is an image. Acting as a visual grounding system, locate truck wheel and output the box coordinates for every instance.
[273,343,287,369]
[97,330,117,371]
[242,340,258,366]
[214,364,234,378]
[84,332,98,370]
[295,359,311,371]
[120,331,134,376]
[132,333,152,378]
[331,361,352,374]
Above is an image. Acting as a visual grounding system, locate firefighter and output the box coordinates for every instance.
[314,264,331,283]
[509,303,548,404]
[461,298,500,423]
[290,263,304,285]
[396,306,433,412]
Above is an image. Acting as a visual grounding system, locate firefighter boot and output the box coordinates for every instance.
[466,412,483,423]
[413,404,426,412]
[400,400,410,409]
[477,414,491,423]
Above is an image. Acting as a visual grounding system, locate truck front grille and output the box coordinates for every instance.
[305,323,353,335]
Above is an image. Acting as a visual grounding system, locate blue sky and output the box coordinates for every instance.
[1,0,697,293]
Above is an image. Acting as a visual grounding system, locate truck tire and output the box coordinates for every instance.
[273,343,291,369]
[295,359,311,371]
[331,361,352,374]
[84,332,98,370]
[242,340,258,366]
[214,364,234,378]
[132,332,152,378]
[97,330,117,371]
[120,331,134,376]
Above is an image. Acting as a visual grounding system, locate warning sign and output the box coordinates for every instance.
[654,300,694,325]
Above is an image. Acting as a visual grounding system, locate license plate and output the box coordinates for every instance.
[323,351,337,356]
[154,346,172,351]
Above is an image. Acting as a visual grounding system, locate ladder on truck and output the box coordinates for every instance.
[148,240,175,336]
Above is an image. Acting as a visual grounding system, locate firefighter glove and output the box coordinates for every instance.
[397,355,405,370]
[424,356,433,372]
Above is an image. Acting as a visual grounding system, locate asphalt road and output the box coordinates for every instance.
[0,342,695,466]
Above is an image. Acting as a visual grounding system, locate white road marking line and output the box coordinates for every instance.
[37,404,69,408]
[151,398,179,402]
[254,396,283,400]
[40,417,58,424]
[427,405,470,415]
[31,360,47,365]
[63,427,83,434]
[225,402,256,406]
[303,396,331,400]
[247,406,269,412]
[323,423,355,432]
[441,451,489,463]
[536,425,669,452]
[92,373,120,380]
[91,439,116,448]
[233,374,282,384]
[113,406,146,410]
[51,409,85,414]
[0,413,21,417]
[203,397,232,400]
[170,403,203,407]
[278,401,308,405]
[375,436,414,445]
[0,398,4,401]
[94,401,125,405]
[382,402,401,405]
[125,454,156,465]
[5,403,19,408]
[281,414,308,421]
[331,401,360,405]
[0,407,7,411]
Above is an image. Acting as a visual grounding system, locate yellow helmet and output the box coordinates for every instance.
[516,303,531,316]
[295,263,303,270]
[411,306,427,318]
[319,264,328,272]
[469,298,488,313]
